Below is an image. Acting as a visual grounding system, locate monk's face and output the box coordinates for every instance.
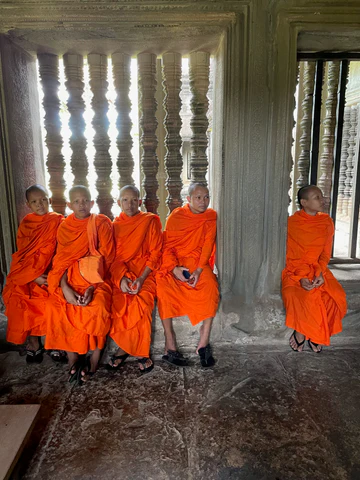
[68,191,94,219]
[26,190,50,216]
[187,187,210,214]
[118,189,141,217]
[301,187,325,215]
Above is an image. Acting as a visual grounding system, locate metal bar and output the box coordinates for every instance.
[309,60,323,185]
[298,52,360,61]
[349,115,360,257]
[330,257,360,264]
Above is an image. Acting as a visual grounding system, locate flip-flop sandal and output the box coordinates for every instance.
[308,340,322,353]
[289,330,305,352]
[106,353,129,371]
[198,344,215,368]
[68,355,87,386]
[162,350,189,367]
[26,338,44,364]
[49,350,68,363]
[138,358,154,374]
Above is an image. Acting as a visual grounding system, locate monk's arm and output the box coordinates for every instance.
[60,271,81,305]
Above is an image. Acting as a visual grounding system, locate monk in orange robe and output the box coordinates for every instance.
[156,183,219,368]
[282,185,347,353]
[45,186,115,384]
[3,184,63,363]
[107,185,162,373]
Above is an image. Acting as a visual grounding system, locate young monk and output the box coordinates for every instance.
[45,185,115,384]
[282,185,347,353]
[156,183,219,368]
[107,185,162,373]
[3,184,63,363]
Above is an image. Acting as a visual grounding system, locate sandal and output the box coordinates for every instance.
[26,337,44,364]
[138,357,154,374]
[308,339,322,353]
[106,353,129,371]
[68,355,87,386]
[162,350,189,367]
[198,344,215,368]
[49,350,68,363]
[289,330,305,352]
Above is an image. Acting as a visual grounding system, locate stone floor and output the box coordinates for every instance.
[1,342,360,480]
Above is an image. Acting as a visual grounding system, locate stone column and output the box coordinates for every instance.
[37,53,66,215]
[63,54,88,186]
[318,61,340,213]
[112,53,134,188]
[138,53,159,214]
[162,52,183,213]
[344,105,358,216]
[296,61,315,195]
[189,52,210,184]
[88,53,113,218]
[338,106,351,215]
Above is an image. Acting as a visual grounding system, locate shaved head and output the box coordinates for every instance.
[188,182,208,197]
[297,185,320,208]
[119,185,140,199]
[25,184,48,201]
[69,185,92,201]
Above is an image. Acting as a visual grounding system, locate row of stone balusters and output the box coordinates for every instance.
[37,51,210,218]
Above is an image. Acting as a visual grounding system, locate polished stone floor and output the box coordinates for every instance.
[1,342,360,480]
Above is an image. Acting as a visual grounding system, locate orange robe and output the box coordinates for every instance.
[282,209,347,345]
[156,203,219,326]
[45,214,115,354]
[3,212,63,344]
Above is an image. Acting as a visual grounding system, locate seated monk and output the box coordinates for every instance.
[156,183,219,368]
[3,184,63,363]
[282,185,347,353]
[107,185,163,374]
[45,186,115,384]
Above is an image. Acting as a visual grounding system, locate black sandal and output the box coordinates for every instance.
[289,330,305,352]
[106,353,129,371]
[49,350,68,363]
[138,357,154,374]
[68,355,87,386]
[26,337,44,364]
[198,344,215,368]
[162,350,189,367]
[308,339,322,353]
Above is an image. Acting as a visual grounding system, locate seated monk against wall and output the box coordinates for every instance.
[282,185,347,353]
[45,186,115,385]
[156,183,219,368]
[107,185,163,374]
[3,184,63,363]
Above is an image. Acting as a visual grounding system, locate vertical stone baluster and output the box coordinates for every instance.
[112,53,134,188]
[38,54,66,214]
[296,62,315,195]
[189,52,210,184]
[88,54,113,218]
[63,54,88,186]
[162,52,183,213]
[338,106,351,215]
[318,61,340,213]
[344,105,358,216]
[138,53,159,214]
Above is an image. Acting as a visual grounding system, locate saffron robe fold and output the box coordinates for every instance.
[3,212,63,344]
[110,212,163,357]
[45,214,115,354]
[282,210,347,345]
[156,203,219,326]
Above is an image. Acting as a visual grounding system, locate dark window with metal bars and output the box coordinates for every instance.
[290,53,360,263]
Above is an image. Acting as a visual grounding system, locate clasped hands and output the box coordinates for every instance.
[300,273,324,291]
[120,276,144,294]
[62,284,94,306]
[172,266,202,288]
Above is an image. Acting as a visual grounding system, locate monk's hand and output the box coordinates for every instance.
[62,284,82,305]
[129,277,145,295]
[189,268,203,288]
[300,278,314,291]
[80,286,95,306]
[120,277,133,294]
[172,266,190,282]
[34,274,48,286]
[313,273,325,288]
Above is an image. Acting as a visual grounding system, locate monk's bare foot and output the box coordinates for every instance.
[138,357,154,374]
[82,348,102,382]
[308,340,323,353]
[109,347,129,368]
[68,352,79,375]
[26,336,40,352]
[289,331,305,352]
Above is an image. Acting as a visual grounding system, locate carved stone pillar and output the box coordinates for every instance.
[189,52,210,184]
[296,62,315,195]
[138,53,159,214]
[338,106,351,215]
[37,54,66,214]
[344,105,358,216]
[112,53,134,188]
[88,53,113,218]
[63,54,88,186]
[162,52,183,213]
[318,61,340,213]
